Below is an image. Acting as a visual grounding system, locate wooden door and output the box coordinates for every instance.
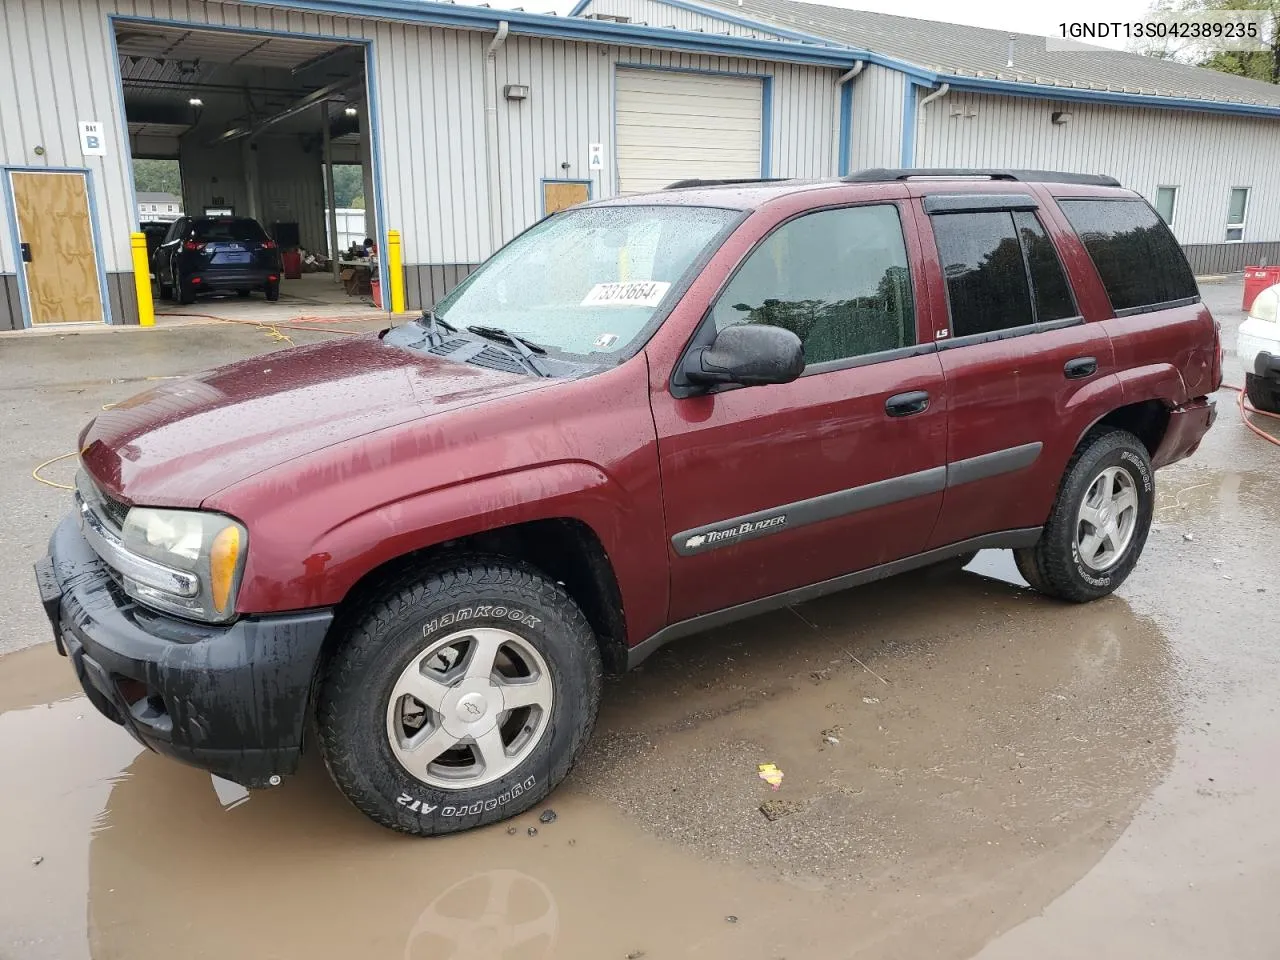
[10,171,105,324]
[543,181,590,215]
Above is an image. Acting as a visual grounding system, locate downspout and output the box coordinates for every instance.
[483,21,509,258]
[836,60,865,177]
[913,82,951,166]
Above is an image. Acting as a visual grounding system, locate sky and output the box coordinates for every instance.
[484,0,1157,50]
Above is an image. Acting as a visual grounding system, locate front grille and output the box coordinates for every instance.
[98,490,130,530]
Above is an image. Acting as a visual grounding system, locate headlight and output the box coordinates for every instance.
[121,507,248,623]
[1250,286,1278,324]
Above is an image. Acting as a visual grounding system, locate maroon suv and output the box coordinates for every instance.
[35,169,1220,835]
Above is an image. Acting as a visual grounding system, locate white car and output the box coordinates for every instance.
[1239,284,1280,413]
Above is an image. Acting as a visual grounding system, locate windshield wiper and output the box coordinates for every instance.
[466,325,552,378]
[414,310,457,346]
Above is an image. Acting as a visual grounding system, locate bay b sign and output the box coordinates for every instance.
[78,121,106,156]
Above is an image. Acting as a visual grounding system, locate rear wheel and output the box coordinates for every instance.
[1015,428,1154,603]
[1245,373,1280,414]
[177,282,196,305]
[318,559,602,836]
[265,281,280,302]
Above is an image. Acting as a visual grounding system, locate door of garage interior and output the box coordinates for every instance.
[7,170,105,325]
[615,69,765,194]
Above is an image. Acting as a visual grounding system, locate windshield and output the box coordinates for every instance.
[435,205,738,358]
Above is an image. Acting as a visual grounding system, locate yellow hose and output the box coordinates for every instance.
[31,452,77,491]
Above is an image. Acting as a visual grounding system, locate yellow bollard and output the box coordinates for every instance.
[129,232,155,327]
[386,229,406,314]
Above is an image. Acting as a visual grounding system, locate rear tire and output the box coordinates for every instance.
[318,558,602,836]
[265,281,280,302]
[178,282,196,305]
[1245,373,1280,414]
[1016,428,1154,603]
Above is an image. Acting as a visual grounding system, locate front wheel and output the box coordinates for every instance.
[1015,428,1155,603]
[318,559,602,836]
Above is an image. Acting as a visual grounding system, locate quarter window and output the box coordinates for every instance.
[1155,186,1177,225]
[711,204,915,366]
[1226,187,1249,241]
[1013,212,1077,323]
[1058,199,1198,312]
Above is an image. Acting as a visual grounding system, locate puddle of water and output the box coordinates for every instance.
[0,569,1178,960]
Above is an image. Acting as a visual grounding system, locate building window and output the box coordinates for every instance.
[1155,186,1177,225]
[711,204,915,365]
[1226,187,1249,242]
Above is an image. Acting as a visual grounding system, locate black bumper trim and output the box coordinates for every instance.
[38,514,334,787]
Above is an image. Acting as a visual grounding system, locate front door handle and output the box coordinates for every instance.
[20,243,31,263]
[1064,356,1098,380]
[885,390,930,417]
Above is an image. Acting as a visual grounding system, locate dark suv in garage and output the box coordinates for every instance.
[38,169,1219,837]
[152,215,282,304]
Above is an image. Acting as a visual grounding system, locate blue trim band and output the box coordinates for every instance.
[631,0,1280,118]
[761,75,773,177]
[900,82,917,167]
[569,0,592,15]
[837,79,853,177]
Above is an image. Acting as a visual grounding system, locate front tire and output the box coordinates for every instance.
[1245,373,1280,414]
[1015,428,1154,603]
[318,559,602,836]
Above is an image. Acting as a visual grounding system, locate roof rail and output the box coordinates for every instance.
[663,177,790,189]
[843,168,1122,187]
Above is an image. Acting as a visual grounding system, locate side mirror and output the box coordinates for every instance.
[683,324,804,388]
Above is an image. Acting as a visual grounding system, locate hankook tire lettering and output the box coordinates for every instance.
[422,609,541,637]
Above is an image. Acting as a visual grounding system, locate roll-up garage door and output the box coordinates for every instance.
[615,69,764,194]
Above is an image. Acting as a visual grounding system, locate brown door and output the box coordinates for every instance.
[542,181,590,215]
[10,171,105,324]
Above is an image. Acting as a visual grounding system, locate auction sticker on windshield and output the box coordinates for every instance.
[581,281,671,307]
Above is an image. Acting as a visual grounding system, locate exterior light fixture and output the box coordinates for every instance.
[188,97,203,107]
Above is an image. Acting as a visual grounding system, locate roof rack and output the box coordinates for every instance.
[663,177,790,190]
[843,168,1122,187]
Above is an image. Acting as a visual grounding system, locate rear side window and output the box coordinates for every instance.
[931,211,1034,336]
[711,204,915,366]
[1057,199,1197,313]
[1013,211,1076,322]
[192,218,268,242]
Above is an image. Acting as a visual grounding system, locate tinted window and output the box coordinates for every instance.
[711,204,915,365]
[1058,199,1197,311]
[1013,211,1076,322]
[191,218,268,242]
[931,211,1032,336]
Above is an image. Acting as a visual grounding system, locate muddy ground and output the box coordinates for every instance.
[1,283,1276,960]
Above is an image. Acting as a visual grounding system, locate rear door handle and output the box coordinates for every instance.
[1064,357,1097,380]
[885,390,930,417]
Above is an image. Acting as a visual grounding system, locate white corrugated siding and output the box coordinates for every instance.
[615,69,763,193]
[848,64,905,172]
[576,0,787,39]
[915,91,1280,246]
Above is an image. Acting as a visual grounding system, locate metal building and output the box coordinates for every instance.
[576,0,1280,276]
[0,0,855,330]
[4,0,1278,331]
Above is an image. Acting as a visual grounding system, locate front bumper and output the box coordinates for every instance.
[35,514,333,787]
[1237,317,1280,383]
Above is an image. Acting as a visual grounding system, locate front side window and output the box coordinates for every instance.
[1227,187,1249,241]
[931,211,1034,336]
[1058,198,1198,312]
[435,205,738,357]
[1155,186,1177,225]
[710,204,915,365]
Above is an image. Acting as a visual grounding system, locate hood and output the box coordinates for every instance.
[79,334,550,508]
